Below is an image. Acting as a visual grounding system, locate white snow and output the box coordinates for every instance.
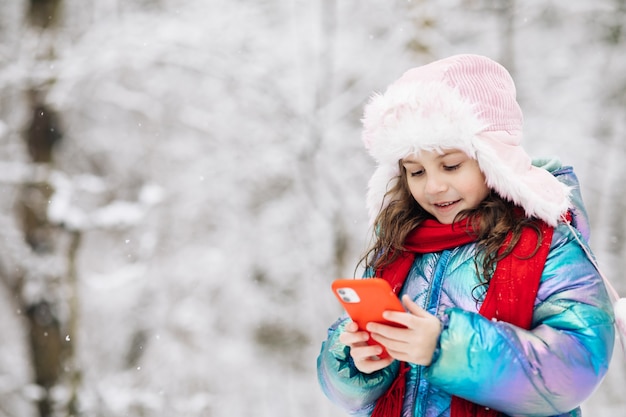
[0,0,624,416]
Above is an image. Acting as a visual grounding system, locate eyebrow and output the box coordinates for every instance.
[402,160,421,166]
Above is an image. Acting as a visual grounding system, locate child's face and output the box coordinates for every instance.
[401,149,490,224]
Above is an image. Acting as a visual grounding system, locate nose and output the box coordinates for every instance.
[424,172,447,195]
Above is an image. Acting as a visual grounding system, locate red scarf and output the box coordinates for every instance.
[371,217,553,417]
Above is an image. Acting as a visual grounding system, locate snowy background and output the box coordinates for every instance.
[0,0,625,416]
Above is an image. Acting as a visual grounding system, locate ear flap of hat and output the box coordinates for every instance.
[474,131,571,226]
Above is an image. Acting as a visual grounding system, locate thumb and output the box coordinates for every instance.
[401,294,430,318]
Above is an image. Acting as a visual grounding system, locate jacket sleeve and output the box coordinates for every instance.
[423,224,615,416]
[317,315,400,415]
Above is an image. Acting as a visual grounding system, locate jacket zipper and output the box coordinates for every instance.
[412,250,452,417]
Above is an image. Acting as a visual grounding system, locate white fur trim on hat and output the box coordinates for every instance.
[362,54,571,226]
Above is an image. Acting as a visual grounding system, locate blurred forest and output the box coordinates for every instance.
[0,0,625,416]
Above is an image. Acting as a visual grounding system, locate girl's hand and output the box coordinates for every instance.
[367,295,442,366]
[339,320,394,374]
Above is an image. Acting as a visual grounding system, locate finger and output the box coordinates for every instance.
[378,296,429,328]
[350,343,384,361]
[400,294,430,317]
[371,327,408,354]
[354,356,394,374]
[367,322,408,342]
[339,329,370,346]
[344,320,359,332]
[350,346,394,373]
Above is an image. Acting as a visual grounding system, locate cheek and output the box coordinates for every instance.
[407,182,426,204]
[467,179,490,203]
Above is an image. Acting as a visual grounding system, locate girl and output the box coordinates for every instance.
[317,54,615,417]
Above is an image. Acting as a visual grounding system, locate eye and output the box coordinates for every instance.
[409,169,424,177]
[444,163,461,171]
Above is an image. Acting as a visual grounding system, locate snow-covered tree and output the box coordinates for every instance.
[0,1,624,416]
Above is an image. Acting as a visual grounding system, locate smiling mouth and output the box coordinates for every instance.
[434,200,459,208]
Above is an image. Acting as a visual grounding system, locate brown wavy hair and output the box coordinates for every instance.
[359,160,542,290]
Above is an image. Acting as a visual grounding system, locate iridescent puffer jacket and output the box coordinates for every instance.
[317,163,615,417]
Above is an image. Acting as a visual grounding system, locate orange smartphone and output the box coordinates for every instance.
[331,278,406,358]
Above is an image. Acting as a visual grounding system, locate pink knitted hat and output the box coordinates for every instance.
[362,54,570,226]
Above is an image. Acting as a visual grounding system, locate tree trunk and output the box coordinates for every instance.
[17,26,75,413]
[28,0,62,29]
